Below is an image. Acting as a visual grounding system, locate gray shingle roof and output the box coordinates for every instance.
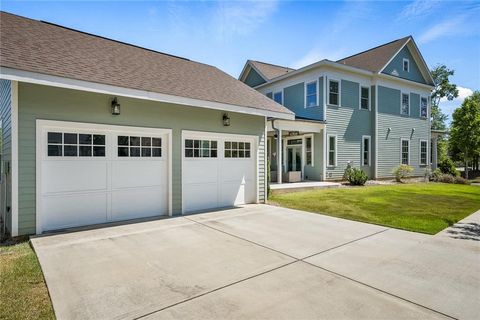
[249,60,295,80]
[0,12,293,116]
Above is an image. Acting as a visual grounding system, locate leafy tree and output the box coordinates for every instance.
[430,65,459,130]
[449,91,480,179]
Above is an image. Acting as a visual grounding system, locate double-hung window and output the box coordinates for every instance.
[403,58,409,72]
[305,136,313,165]
[328,80,339,106]
[273,91,283,105]
[401,93,410,115]
[420,97,428,118]
[362,136,371,166]
[360,87,369,110]
[401,139,409,165]
[306,81,317,107]
[420,140,428,165]
[328,135,337,167]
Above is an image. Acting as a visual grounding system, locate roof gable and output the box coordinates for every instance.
[0,12,293,117]
[381,44,427,84]
[243,67,267,87]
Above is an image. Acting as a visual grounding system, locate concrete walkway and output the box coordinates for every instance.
[31,205,480,320]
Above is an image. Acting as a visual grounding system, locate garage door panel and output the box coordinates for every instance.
[42,161,107,194]
[111,187,167,221]
[184,183,218,212]
[220,162,254,182]
[111,161,167,189]
[42,193,108,231]
[219,183,245,207]
[183,160,218,184]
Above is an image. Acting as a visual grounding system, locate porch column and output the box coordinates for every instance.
[432,137,438,170]
[277,129,282,184]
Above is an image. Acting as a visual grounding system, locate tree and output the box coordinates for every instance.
[449,91,480,179]
[430,64,459,130]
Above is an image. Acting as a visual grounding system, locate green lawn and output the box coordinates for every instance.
[0,241,55,320]
[270,183,480,234]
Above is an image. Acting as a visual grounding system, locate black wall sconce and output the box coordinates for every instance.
[223,113,230,126]
[111,97,121,115]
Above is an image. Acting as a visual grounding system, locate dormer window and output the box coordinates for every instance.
[403,58,410,72]
[273,91,283,105]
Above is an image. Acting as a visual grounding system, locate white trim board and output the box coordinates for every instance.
[0,67,294,120]
[11,81,19,237]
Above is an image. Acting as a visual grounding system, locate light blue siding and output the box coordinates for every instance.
[410,93,420,118]
[244,68,266,87]
[304,132,323,180]
[382,46,427,84]
[283,80,324,121]
[341,80,359,109]
[0,80,12,234]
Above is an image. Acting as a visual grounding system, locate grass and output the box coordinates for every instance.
[0,240,55,320]
[270,183,480,234]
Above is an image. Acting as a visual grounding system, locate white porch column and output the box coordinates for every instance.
[277,129,282,184]
[432,137,438,170]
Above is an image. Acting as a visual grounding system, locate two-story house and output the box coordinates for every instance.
[240,36,434,183]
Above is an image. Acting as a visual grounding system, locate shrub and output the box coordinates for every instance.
[453,176,470,185]
[393,164,414,182]
[344,165,368,186]
[431,168,442,181]
[438,158,459,176]
[436,173,455,184]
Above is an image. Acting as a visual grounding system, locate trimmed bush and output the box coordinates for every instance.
[344,165,368,186]
[393,164,414,182]
[453,176,469,185]
[436,173,455,184]
[438,158,459,176]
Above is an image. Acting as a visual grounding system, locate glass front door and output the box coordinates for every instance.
[287,145,302,171]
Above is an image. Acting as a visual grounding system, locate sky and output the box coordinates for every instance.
[1,0,479,123]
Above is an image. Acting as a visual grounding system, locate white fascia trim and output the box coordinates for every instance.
[0,67,294,120]
[11,81,19,237]
[267,119,325,133]
[374,84,378,178]
[254,60,373,90]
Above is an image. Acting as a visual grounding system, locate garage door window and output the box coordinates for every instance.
[47,132,105,157]
[225,141,251,158]
[118,136,162,157]
[185,139,217,158]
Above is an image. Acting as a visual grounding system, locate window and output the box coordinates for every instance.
[305,136,313,166]
[273,91,283,104]
[184,139,217,158]
[328,80,339,106]
[403,58,410,72]
[118,136,162,157]
[401,93,410,115]
[266,92,273,99]
[360,86,370,110]
[420,140,428,165]
[401,139,409,165]
[420,97,428,118]
[306,81,317,107]
[327,135,336,167]
[362,136,371,166]
[225,141,251,158]
[47,132,106,157]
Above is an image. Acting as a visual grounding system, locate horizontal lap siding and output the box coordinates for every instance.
[18,83,266,235]
[304,132,323,181]
[0,79,12,233]
[377,86,430,177]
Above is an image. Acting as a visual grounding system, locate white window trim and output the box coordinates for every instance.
[273,90,283,105]
[400,138,410,165]
[362,135,371,166]
[327,134,337,167]
[304,80,319,108]
[304,134,314,167]
[400,92,410,116]
[327,79,341,107]
[403,58,410,72]
[420,96,428,119]
[419,139,428,166]
[359,86,371,111]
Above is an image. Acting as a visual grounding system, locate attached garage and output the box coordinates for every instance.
[36,120,171,232]
[182,131,257,213]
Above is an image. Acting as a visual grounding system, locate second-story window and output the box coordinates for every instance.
[329,80,339,106]
[273,91,283,105]
[266,92,273,99]
[360,87,369,110]
[306,81,317,107]
[401,93,409,115]
[420,97,428,118]
[403,58,409,72]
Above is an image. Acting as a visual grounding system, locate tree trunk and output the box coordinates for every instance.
[464,149,469,180]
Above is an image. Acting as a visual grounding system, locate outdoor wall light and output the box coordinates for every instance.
[223,113,231,126]
[387,127,392,133]
[111,98,121,115]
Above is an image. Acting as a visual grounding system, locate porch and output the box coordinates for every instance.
[267,118,326,184]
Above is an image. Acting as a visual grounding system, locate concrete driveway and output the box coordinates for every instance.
[31,205,480,320]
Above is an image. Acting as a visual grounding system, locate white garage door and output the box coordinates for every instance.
[37,120,171,233]
[182,131,257,213]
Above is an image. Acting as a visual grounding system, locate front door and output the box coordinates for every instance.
[287,145,302,172]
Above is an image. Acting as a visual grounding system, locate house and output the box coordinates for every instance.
[0,12,294,236]
[239,36,434,183]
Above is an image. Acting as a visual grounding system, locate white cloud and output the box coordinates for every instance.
[291,47,348,69]
[418,15,468,44]
[398,0,441,20]
[439,86,474,122]
[213,0,278,40]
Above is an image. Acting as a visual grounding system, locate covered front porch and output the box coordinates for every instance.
[267,118,326,184]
